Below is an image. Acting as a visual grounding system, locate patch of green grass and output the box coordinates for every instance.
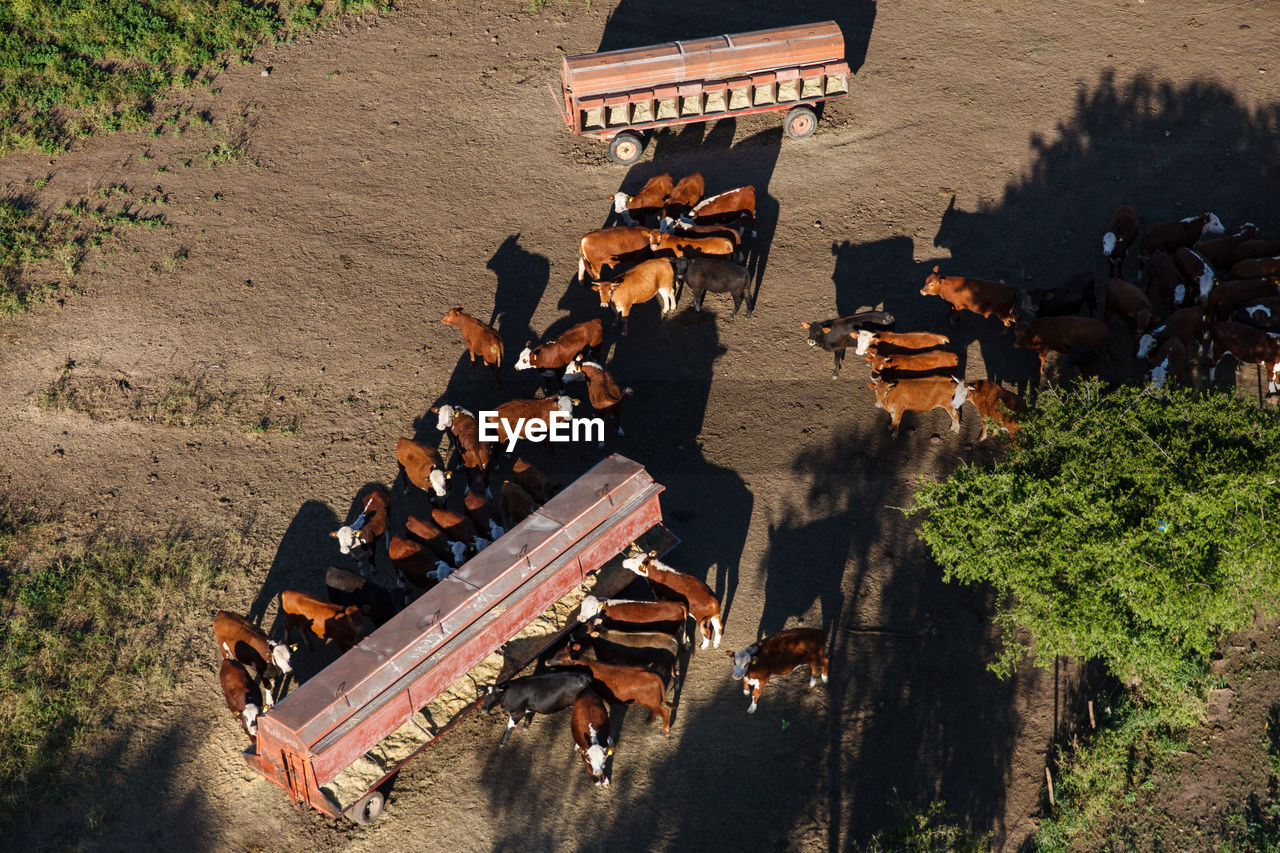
[0,501,226,816]
[863,800,990,852]
[0,198,79,313]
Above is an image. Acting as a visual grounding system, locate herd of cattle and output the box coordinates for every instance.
[211,171,833,789]
[801,207,1280,439]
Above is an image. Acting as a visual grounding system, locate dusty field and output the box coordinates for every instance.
[2,0,1278,849]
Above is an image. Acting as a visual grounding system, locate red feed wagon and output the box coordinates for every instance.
[553,21,851,164]
[244,454,677,823]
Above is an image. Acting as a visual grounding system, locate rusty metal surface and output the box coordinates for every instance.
[560,22,844,102]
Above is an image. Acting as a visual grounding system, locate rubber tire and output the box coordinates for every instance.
[608,131,646,165]
[346,790,385,825]
[784,105,818,140]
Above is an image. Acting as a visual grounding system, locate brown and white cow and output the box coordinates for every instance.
[511,457,558,505]
[1144,250,1186,309]
[727,628,829,714]
[464,488,506,541]
[577,226,655,284]
[569,688,614,786]
[395,437,450,504]
[866,349,959,374]
[592,258,677,336]
[1231,240,1280,266]
[1209,322,1280,393]
[579,594,690,645]
[1102,204,1139,278]
[548,647,672,733]
[666,185,757,235]
[1105,278,1156,345]
[648,230,736,260]
[1229,256,1280,281]
[950,379,1025,441]
[1013,317,1110,371]
[330,483,392,576]
[867,375,961,438]
[1193,223,1259,270]
[920,266,1018,327]
[1173,247,1217,304]
[563,358,631,446]
[513,318,604,392]
[219,657,263,745]
[433,405,492,495]
[212,610,293,708]
[612,173,673,226]
[405,513,468,567]
[1203,278,1280,326]
[661,172,705,223]
[442,306,504,387]
[1146,337,1187,389]
[387,532,454,589]
[281,590,366,653]
[491,396,577,451]
[622,552,723,649]
[1139,212,1224,263]
[854,329,951,357]
[500,480,539,528]
[1136,306,1207,358]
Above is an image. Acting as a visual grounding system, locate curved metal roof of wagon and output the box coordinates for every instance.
[561,21,846,99]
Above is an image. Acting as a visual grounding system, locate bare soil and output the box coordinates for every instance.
[2,0,1277,850]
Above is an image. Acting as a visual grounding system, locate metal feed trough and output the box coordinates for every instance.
[244,455,675,824]
[553,21,851,163]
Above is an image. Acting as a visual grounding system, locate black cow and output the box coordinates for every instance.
[672,256,751,318]
[481,671,592,746]
[325,566,406,628]
[801,310,896,379]
[1021,271,1097,319]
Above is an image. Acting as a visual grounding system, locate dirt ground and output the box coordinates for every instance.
[2,0,1278,849]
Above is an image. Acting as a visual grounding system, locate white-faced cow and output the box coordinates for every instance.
[950,379,1025,441]
[621,552,722,649]
[1102,204,1139,278]
[395,437,450,506]
[727,628,829,714]
[1208,321,1280,393]
[219,657,263,745]
[612,173,673,226]
[331,483,392,576]
[1138,212,1224,268]
[570,688,613,786]
[563,358,631,446]
[212,610,293,708]
[433,404,492,495]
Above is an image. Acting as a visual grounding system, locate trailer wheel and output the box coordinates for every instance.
[608,131,646,165]
[784,105,818,140]
[346,790,385,825]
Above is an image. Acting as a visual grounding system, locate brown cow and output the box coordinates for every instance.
[667,222,742,248]
[866,349,959,374]
[281,590,366,653]
[867,375,961,438]
[1139,212,1224,262]
[672,185,757,235]
[1229,256,1280,281]
[854,330,951,357]
[1144,250,1186,309]
[579,594,689,646]
[950,379,1025,441]
[1102,204,1139,278]
[405,514,467,566]
[500,480,539,528]
[1136,306,1206,358]
[491,396,577,451]
[330,483,391,576]
[1209,322,1280,393]
[219,657,263,745]
[1146,338,1187,389]
[1193,223,1260,269]
[563,358,631,446]
[661,172,705,223]
[514,318,604,392]
[387,533,453,589]
[647,230,736,260]
[1231,240,1280,266]
[395,437,450,504]
[431,507,488,551]
[1204,278,1280,326]
[727,628,829,714]
[442,306,504,387]
[511,457,558,504]
[920,266,1018,327]
[612,173,673,225]
[570,688,614,786]
[548,648,672,733]
[592,258,677,336]
[1013,317,1110,371]
[1104,278,1156,344]
[433,405,492,495]
[212,610,293,708]
[464,489,506,541]
[1173,247,1217,304]
[622,552,723,649]
[577,226,655,284]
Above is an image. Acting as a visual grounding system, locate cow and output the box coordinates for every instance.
[1138,212,1224,266]
[1136,307,1207,359]
[491,396,576,451]
[1233,297,1280,332]
[563,358,631,446]
[569,688,613,786]
[668,185,757,236]
[431,507,489,552]
[1173,247,1217,304]
[621,552,723,650]
[661,172,705,224]
[577,226,655,285]
[511,457,558,504]
[648,230,737,261]
[500,480,539,528]
[1146,338,1187,390]
[867,375,961,438]
[1102,204,1139,278]
[1104,278,1156,345]
[464,488,506,541]
[592,258,677,336]
[950,379,1025,441]
[513,318,605,394]
[442,306,504,387]
[1230,240,1280,266]
[1208,321,1280,393]
[576,624,683,685]
[1229,256,1280,281]
[673,256,751,318]
[433,405,492,495]
[801,310,897,379]
[1204,278,1280,326]
[481,671,592,747]
[1193,223,1259,270]
[866,349,959,375]
[405,513,468,567]
[854,329,949,357]
[727,628,829,714]
[1022,271,1097,319]
[579,594,690,647]
[548,647,673,733]
[395,438,450,505]
[612,173,673,226]
[920,266,1018,327]
[219,658,263,745]
[326,566,405,628]
[212,610,293,708]
[387,532,454,589]
[667,222,742,248]
[281,589,367,653]
[1013,317,1110,371]
[1144,250,1186,310]
[330,483,391,576]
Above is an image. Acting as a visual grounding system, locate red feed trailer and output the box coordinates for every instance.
[244,455,674,823]
[554,21,851,164]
